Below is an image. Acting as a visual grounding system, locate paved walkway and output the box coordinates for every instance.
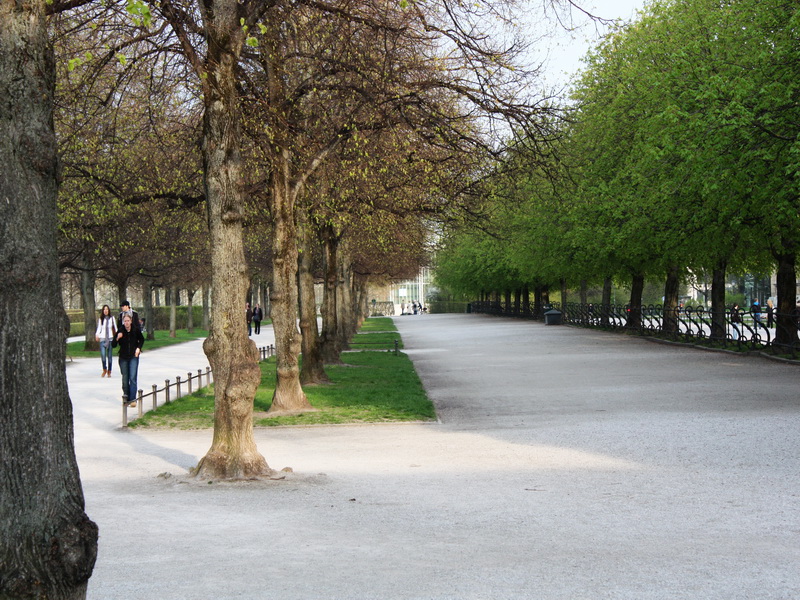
[70,314,800,599]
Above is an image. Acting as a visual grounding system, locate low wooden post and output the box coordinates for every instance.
[152,385,158,410]
[176,375,181,400]
[122,398,128,428]
[137,390,143,417]
[188,372,193,394]
[165,379,171,404]
[206,366,212,384]
[198,369,203,388]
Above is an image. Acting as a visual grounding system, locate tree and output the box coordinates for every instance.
[156,0,275,478]
[0,0,98,596]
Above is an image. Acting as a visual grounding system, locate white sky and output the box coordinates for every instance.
[534,0,648,91]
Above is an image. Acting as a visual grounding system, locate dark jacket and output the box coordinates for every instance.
[730,306,742,323]
[113,325,144,359]
[117,310,141,334]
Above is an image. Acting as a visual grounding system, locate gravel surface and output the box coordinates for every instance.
[69,314,800,599]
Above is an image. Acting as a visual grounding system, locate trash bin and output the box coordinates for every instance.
[544,309,562,325]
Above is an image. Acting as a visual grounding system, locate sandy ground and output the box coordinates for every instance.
[68,314,800,599]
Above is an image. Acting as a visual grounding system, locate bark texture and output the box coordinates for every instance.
[626,274,644,330]
[320,226,343,364]
[0,3,98,596]
[193,0,271,479]
[79,260,98,351]
[710,264,727,341]
[774,249,797,348]
[143,282,154,340]
[662,264,681,335]
[297,212,329,385]
[268,169,312,413]
[601,276,612,327]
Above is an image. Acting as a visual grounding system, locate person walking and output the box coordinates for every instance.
[95,304,117,377]
[253,304,263,334]
[751,298,762,325]
[766,299,775,328]
[114,313,144,407]
[730,303,742,341]
[245,302,253,336]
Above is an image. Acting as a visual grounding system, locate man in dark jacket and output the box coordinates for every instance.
[117,300,140,334]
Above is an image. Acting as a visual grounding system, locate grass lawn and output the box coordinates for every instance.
[357,317,397,332]
[129,321,435,429]
[67,329,210,358]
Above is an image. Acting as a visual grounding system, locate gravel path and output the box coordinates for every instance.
[70,314,800,599]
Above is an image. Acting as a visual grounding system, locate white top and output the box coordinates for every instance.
[95,316,116,341]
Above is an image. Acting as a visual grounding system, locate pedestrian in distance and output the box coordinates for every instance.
[751,298,762,324]
[253,304,263,334]
[95,304,117,377]
[113,313,144,407]
[766,299,775,328]
[245,302,253,336]
[730,303,742,341]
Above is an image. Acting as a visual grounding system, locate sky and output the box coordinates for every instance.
[535,0,648,90]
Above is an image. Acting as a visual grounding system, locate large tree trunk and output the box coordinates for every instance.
[601,276,612,326]
[774,249,797,348]
[143,281,155,340]
[169,285,178,338]
[79,259,99,351]
[533,285,544,319]
[115,279,127,307]
[298,208,329,385]
[522,284,530,315]
[187,288,196,334]
[193,0,271,479]
[355,275,370,327]
[268,162,312,414]
[320,225,343,364]
[202,283,210,331]
[662,264,681,335]
[335,238,355,348]
[0,3,98,596]
[627,273,644,330]
[710,263,727,341]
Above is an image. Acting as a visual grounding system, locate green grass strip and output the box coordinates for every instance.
[130,344,435,429]
[357,317,397,332]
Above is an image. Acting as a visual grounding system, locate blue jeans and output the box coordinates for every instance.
[119,356,140,401]
[99,340,113,371]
